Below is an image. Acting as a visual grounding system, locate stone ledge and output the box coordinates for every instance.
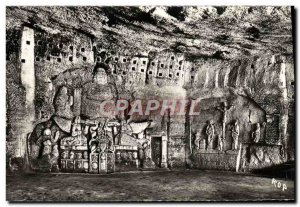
[193,149,239,155]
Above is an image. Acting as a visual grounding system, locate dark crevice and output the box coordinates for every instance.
[166,7,185,21]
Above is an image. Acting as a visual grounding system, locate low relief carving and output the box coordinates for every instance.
[231,120,239,150]
[27,54,275,175]
[191,96,273,171]
[28,61,121,173]
[194,133,201,150]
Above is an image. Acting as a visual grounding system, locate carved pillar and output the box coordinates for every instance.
[161,135,168,168]
[215,70,219,88]
[146,132,152,159]
[278,57,289,161]
[99,153,107,173]
[89,153,99,174]
[21,26,35,114]
[18,26,35,159]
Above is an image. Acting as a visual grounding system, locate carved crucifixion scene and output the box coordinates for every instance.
[6,6,295,202]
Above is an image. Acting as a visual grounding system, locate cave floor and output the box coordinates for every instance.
[6,170,294,202]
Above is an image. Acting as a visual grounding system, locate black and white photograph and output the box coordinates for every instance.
[5,5,295,202]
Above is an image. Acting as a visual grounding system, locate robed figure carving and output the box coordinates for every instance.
[82,62,118,119]
[206,120,215,149]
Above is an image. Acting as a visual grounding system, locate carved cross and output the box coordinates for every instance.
[216,101,235,139]
[216,101,235,124]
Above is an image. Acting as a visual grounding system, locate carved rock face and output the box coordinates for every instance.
[54,86,74,119]
[249,146,283,169]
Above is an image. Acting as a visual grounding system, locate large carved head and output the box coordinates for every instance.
[60,86,68,95]
[92,63,110,85]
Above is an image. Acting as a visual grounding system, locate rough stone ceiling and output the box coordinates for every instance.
[6,6,293,60]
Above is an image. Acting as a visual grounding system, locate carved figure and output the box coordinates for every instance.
[82,63,117,119]
[61,116,88,150]
[91,154,98,162]
[98,129,109,152]
[71,116,82,137]
[42,140,52,157]
[76,152,83,159]
[83,125,89,136]
[39,128,59,158]
[83,151,88,159]
[75,161,82,169]
[116,151,121,160]
[128,152,133,161]
[133,151,138,160]
[51,145,59,158]
[100,153,106,162]
[121,152,126,159]
[231,120,240,150]
[29,82,76,170]
[206,120,215,149]
[36,128,51,146]
[69,151,75,159]
[194,133,201,150]
[218,135,224,151]
[143,142,151,159]
[252,123,261,143]
[61,151,68,159]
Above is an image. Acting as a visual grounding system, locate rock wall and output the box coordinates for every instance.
[6,6,294,172]
[245,144,284,171]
